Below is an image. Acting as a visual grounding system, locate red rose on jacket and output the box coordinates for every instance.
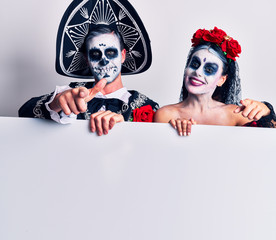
[132,105,155,122]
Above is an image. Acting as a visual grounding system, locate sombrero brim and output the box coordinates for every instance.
[56,0,152,79]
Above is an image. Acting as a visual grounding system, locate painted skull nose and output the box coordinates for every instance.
[196,67,203,77]
[99,57,109,66]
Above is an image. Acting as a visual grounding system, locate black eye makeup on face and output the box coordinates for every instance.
[189,56,201,70]
[203,63,218,76]
[88,49,102,61]
[189,55,219,76]
[105,48,118,59]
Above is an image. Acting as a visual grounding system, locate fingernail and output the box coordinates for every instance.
[184,132,187,136]
[179,132,182,136]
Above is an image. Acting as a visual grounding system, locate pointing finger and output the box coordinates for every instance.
[85,79,107,102]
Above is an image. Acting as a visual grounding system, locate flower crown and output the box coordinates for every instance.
[191,27,241,61]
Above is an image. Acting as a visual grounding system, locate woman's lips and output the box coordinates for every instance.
[189,77,206,86]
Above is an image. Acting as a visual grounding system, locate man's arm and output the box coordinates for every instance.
[49,79,107,116]
[234,99,270,120]
[234,99,276,128]
[19,79,107,123]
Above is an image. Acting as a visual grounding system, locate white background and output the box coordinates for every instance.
[1,0,276,117]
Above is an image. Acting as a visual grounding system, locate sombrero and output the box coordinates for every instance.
[56,0,152,79]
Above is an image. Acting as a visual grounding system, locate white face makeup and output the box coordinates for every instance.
[184,49,225,96]
[86,33,122,83]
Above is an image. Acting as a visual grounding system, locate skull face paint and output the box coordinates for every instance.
[184,49,224,96]
[86,33,122,83]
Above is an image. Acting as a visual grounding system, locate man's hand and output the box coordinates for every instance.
[90,111,124,136]
[49,79,107,115]
[234,99,270,121]
[169,118,197,136]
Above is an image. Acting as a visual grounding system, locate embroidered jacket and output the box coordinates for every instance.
[18,82,159,122]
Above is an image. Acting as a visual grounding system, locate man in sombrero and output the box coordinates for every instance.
[19,0,159,136]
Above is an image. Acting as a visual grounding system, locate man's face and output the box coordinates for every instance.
[86,33,123,83]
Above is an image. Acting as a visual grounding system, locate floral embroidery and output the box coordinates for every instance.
[33,94,51,119]
[130,93,148,110]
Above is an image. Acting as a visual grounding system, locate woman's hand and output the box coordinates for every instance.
[169,118,197,136]
[234,99,270,121]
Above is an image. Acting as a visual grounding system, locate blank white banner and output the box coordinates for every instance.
[0,117,276,240]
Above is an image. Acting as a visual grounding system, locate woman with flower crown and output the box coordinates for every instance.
[154,27,276,136]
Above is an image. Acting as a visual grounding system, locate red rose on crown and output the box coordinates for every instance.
[202,27,226,44]
[221,38,241,61]
[191,27,241,61]
[191,29,206,46]
[132,105,155,122]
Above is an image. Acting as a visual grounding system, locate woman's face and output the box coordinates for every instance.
[184,49,225,96]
